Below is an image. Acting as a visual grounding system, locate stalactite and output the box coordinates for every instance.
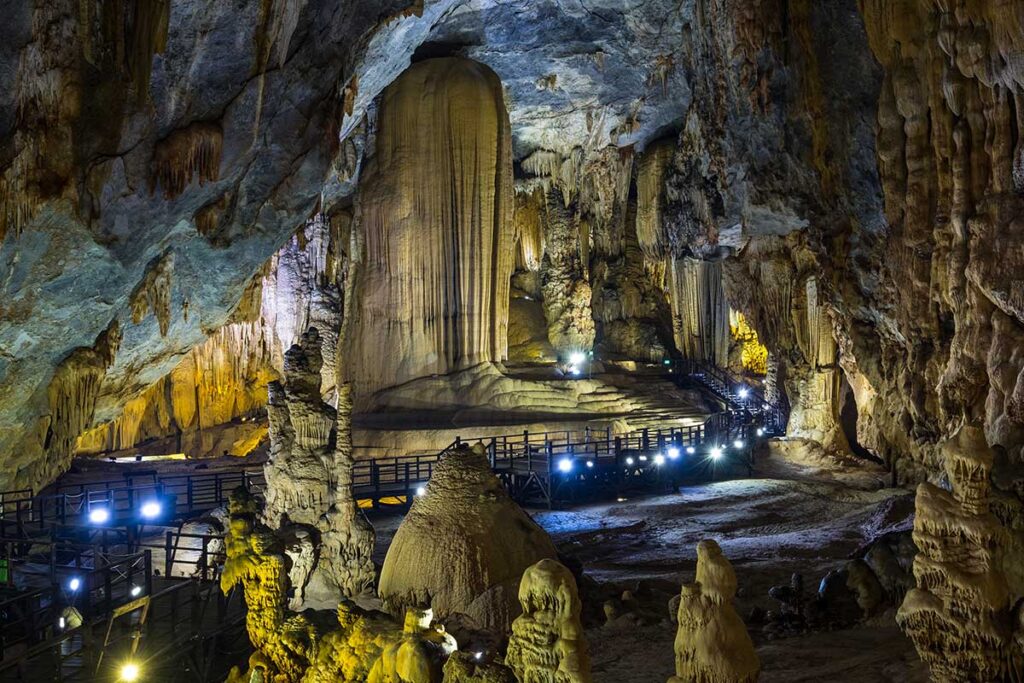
[28,321,122,491]
[514,187,546,272]
[667,258,729,367]
[129,252,174,336]
[348,58,514,401]
[76,215,344,458]
[730,310,768,375]
[636,138,675,260]
[149,121,224,199]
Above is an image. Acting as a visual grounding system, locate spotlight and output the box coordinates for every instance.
[667,447,680,460]
[639,455,648,462]
[569,352,586,366]
[415,486,426,497]
[120,662,141,682]
[474,652,483,661]
[709,447,723,460]
[686,446,696,455]
[140,501,161,519]
[733,440,745,449]
[738,387,749,399]
[586,460,594,469]
[663,359,671,365]
[130,585,142,597]
[653,454,666,466]
[88,507,110,524]
[68,577,81,592]
[570,366,581,376]
[557,458,573,473]
[757,428,765,437]
[58,617,66,629]
[625,457,634,466]
[616,497,628,503]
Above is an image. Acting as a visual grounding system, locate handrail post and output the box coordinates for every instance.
[642,428,649,452]
[489,438,497,469]
[165,531,173,577]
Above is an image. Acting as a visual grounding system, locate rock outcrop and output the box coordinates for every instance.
[505,558,591,683]
[379,443,558,634]
[669,540,759,683]
[897,424,1021,680]
[264,328,375,602]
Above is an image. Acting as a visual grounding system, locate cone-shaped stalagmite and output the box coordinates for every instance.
[379,444,558,635]
[669,540,759,683]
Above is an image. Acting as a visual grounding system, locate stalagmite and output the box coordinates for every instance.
[222,488,403,683]
[668,258,729,367]
[263,328,375,601]
[505,558,591,683]
[541,188,596,358]
[348,57,514,401]
[897,424,1021,680]
[366,609,456,683]
[379,444,558,634]
[668,540,759,683]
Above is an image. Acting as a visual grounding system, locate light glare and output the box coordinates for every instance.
[653,454,666,466]
[733,440,744,449]
[557,458,573,473]
[686,446,696,455]
[710,447,723,460]
[120,662,140,682]
[569,352,586,366]
[140,501,161,519]
[89,507,110,524]
[68,577,81,592]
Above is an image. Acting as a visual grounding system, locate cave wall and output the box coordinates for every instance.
[73,213,349,458]
[0,0,415,490]
[346,57,514,402]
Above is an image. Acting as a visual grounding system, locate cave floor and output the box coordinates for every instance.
[371,448,928,683]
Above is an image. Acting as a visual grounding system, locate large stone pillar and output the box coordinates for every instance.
[348,57,514,402]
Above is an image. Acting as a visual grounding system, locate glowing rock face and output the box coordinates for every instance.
[506,558,592,683]
[379,444,558,634]
[668,540,759,683]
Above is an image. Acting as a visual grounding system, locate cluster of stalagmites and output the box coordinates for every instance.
[263,328,375,604]
[897,425,1023,681]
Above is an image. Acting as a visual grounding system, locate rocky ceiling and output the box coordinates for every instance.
[2,0,1024,497]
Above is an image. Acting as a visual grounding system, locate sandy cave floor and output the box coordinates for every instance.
[370,450,929,683]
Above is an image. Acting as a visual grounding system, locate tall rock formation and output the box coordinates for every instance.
[347,57,514,402]
[264,328,375,602]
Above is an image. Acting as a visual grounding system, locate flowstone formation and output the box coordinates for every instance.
[505,558,591,683]
[264,328,374,602]
[347,57,514,403]
[669,540,759,683]
[897,424,1022,681]
[379,444,558,634]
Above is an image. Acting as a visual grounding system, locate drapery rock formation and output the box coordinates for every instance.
[669,540,760,683]
[897,424,1021,680]
[379,443,558,634]
[505,558,592,683]
[347,57,514,403]
[264,328,375,602]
